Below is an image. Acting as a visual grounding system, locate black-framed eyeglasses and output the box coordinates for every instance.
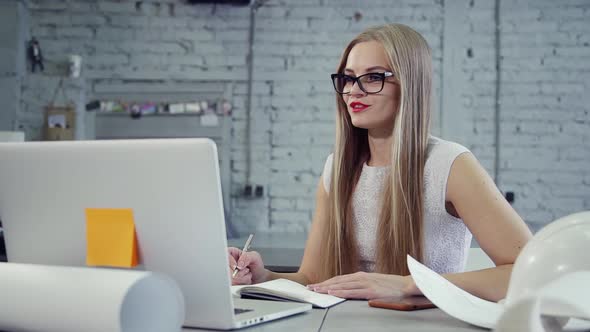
[331,71,394,95]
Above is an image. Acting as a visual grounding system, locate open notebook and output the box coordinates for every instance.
[231,278,345,308]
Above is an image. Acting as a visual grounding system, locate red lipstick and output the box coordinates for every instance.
[350,101,370,113]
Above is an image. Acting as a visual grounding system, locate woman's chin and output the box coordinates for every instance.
[350,118,373,130]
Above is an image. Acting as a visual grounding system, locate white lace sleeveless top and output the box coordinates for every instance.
[322,136,473,274]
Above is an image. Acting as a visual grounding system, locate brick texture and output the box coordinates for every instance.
[14,0,590,235]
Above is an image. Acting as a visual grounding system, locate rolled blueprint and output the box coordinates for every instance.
[0,263,184,332]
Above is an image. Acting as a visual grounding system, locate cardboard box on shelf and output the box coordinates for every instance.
[44,106,76,141]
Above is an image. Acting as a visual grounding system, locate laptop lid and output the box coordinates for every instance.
[0,139,238,329]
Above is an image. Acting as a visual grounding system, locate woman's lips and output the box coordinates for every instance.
[350,101,370,113]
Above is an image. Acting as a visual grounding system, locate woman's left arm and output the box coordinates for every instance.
[309,152,533,301]
[439,152,533,302]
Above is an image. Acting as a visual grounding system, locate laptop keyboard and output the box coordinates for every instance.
[234,308,254,315]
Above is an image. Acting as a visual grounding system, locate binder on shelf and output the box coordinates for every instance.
[44,78,76,141]
[44,106,75,141]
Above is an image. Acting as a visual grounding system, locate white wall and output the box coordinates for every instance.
[15,0,590,234]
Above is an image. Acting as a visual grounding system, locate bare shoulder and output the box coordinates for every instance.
[445,151,488,202]
[445,152,532,265]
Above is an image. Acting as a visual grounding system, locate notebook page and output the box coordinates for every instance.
[232,278,345,308]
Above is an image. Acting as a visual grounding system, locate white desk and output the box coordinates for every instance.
[319,301,481,331]
[0,234,496,332]
[182,301,483,331]
[0,303,481,332]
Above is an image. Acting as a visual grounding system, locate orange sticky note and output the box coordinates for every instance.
[85,208,139,268]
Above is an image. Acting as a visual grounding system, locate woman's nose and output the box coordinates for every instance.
[348,80,366,96]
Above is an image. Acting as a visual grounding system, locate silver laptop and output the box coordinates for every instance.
[0,138,311,330]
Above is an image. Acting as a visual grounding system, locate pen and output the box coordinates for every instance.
[232,233,254,278]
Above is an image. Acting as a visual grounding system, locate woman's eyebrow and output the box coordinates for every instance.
[365,66,390,72]
[344,66,390,74]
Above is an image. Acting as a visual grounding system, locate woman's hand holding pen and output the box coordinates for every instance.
[228,247,268,285]
[307,272,421,300]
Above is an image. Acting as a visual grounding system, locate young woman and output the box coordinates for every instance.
[229,23,532,302]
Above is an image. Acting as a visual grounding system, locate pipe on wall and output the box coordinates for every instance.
[493,0,502,184]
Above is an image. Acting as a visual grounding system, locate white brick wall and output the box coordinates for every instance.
[14,0,590,236]
[252,0,444,231]
[497,0,590,230]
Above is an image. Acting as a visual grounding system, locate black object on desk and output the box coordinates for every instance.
[0,218,6,262]
[266,265,298,273]
[256,248,302,273]
[0,232,6,262]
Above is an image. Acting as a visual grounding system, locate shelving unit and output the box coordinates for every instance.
[87,79,236,236]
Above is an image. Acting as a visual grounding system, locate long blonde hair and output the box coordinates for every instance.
[320,23,432,278]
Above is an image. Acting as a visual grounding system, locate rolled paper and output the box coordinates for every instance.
[0,263,184,332]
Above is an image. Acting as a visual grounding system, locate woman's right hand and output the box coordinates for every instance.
[228,247,269,285]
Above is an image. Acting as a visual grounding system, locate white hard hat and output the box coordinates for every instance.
[505,211,590,305]
[496,211,590,332]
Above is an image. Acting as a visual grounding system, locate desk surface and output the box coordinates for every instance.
[1,234,486,332]
[182,300,482,331]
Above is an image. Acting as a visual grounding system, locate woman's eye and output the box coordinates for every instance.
[366,74,382,82]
